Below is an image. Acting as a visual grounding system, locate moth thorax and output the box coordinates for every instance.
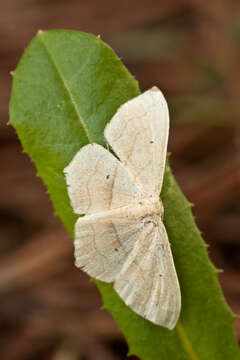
[146,196,164,217]
[139,198,164,218]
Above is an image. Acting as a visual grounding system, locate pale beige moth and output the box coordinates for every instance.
[64,87,181,329]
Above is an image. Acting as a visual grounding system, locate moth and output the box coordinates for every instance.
[64,87,181,330]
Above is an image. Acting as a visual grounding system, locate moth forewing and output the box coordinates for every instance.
[104,87,169,197]
[64,143,142,215]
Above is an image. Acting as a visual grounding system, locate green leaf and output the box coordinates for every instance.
[9,30,240,360]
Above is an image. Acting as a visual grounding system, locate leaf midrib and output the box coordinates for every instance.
[176,322,199,360]
[38,32,93,143]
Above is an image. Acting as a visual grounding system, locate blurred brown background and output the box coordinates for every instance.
[1,1,240,359]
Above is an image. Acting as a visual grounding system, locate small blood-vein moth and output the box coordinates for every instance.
[64,87,181,330]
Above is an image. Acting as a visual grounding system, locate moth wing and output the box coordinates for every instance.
[64,143,143,215]
[114,220,181,330]
[74,210,144,282]
[104,87,169,197]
